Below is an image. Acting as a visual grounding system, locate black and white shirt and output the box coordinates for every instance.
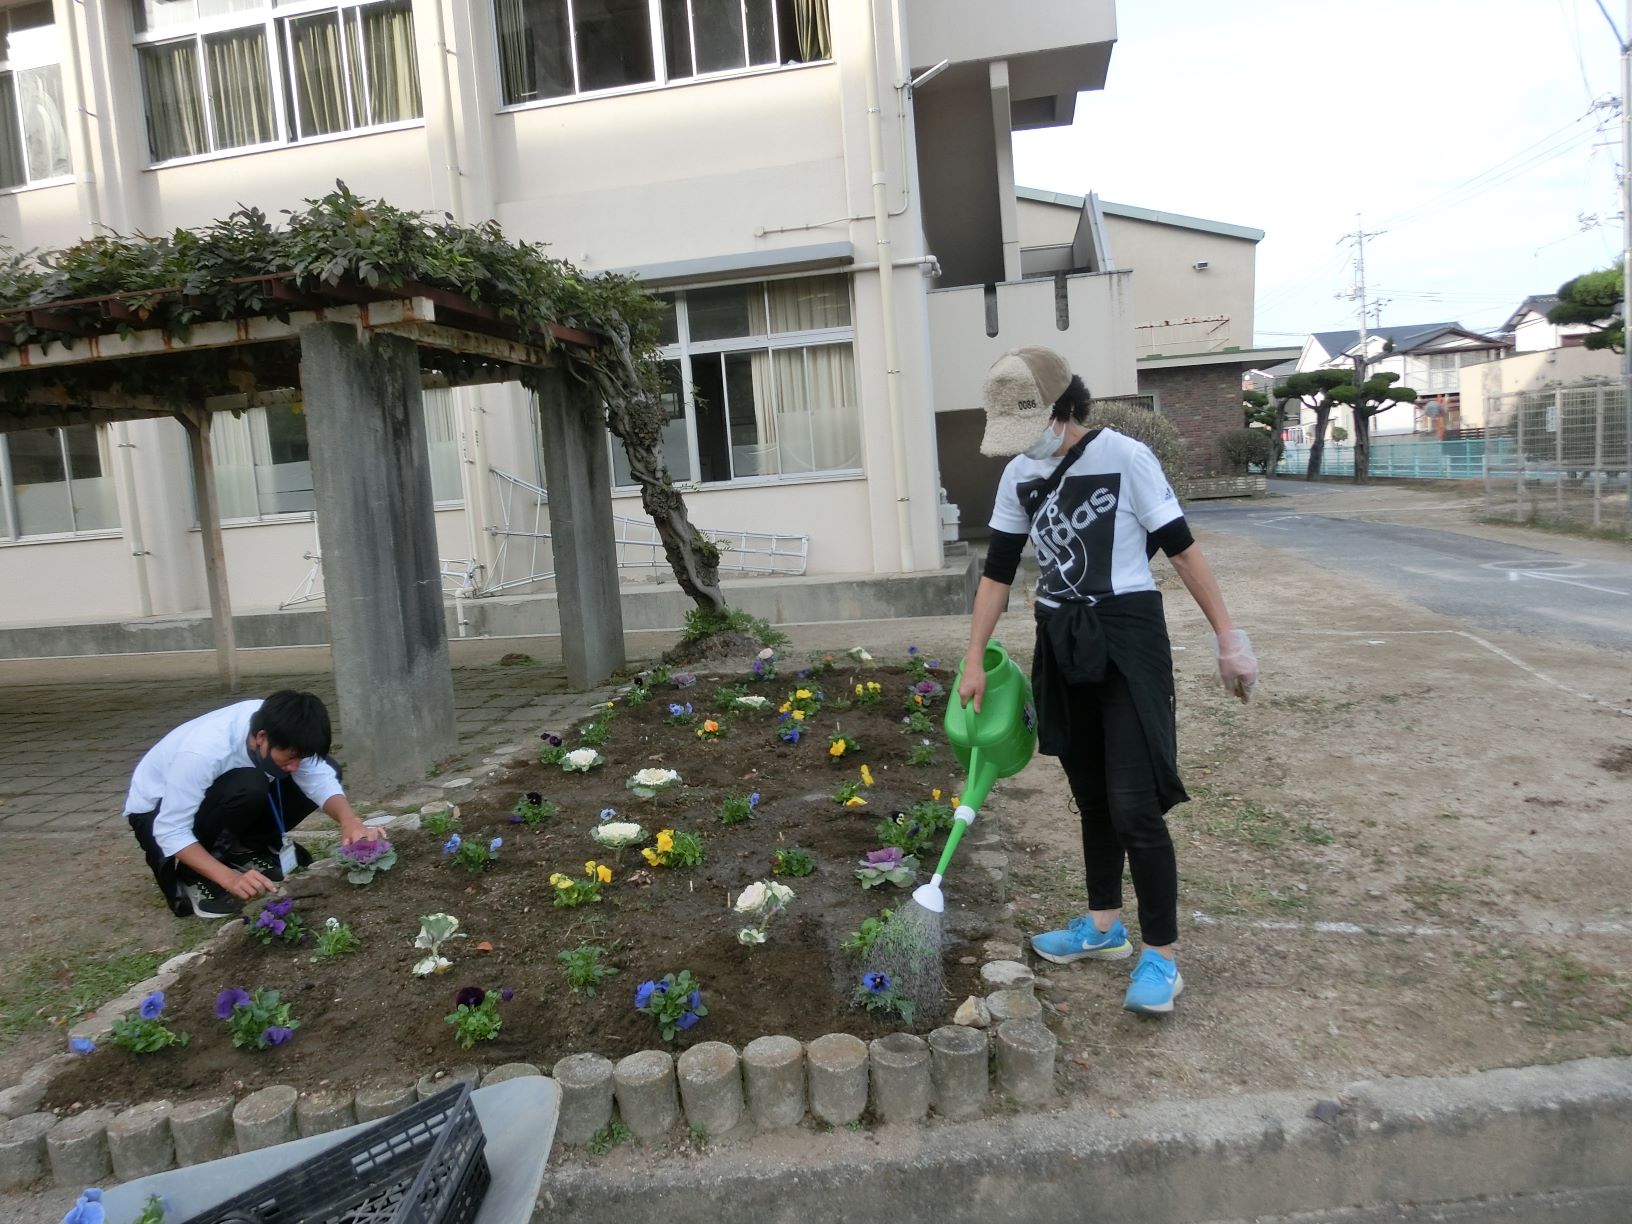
[989,428,1184,603]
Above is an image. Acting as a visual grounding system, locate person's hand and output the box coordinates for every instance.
[1215,628,1258,703]
[339,819,380,846]
[958,661,987,713]
[225,869,278,900]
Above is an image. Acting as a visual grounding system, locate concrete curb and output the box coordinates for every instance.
[539,1057,1632,1224]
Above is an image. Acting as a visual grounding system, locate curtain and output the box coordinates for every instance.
[793,0,829,61]
[746,350,778,475]
[775,342,858,472]
[0,75,25,188]
[17,65,70,179]
[356,1,422,125]
[422,389,463,502]
[139,41,206,161]
[496,0,572,102]
[8,428,74,536]
[205,28,273,149]
[767,274,849,332]
[772,349,810,473]
[208,410,260,520]
[289,12,349,137]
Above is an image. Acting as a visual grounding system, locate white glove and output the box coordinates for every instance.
[1213,629,1258,702]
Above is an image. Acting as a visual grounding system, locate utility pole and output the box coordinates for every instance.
[1340,215,1385,480]
[1597,0,1632,519]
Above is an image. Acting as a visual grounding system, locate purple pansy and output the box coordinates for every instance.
[748,792,761,808]
[541,732,563,746]
[507,811,524,824]
[525,791,542,806]
[454,986,486,1009]
[599,807,617,822]
[863,972,891,994]
[262,1026,294,1047]
[500,988,515,1003]
[138,991,165,1020]
[676,1011,700,1031]
[687,989,703,1010]
[215,987,251,1019]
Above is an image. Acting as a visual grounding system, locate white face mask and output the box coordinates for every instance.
[1022,419,1066,461]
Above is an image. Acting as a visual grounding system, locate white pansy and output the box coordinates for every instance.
[591,822,646,848]
[734,881,769,913]
[561,748,602,771]
[737,928,767,945]
[325,917,340,932]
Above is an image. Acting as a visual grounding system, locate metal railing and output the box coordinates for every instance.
[1275,438,1511,481]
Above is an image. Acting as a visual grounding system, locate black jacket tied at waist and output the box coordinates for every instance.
[1032,591,1190,815]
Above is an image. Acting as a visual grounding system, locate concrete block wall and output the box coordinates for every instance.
[1139,364,1246,477]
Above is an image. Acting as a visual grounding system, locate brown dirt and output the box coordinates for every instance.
[44,666,994,1113]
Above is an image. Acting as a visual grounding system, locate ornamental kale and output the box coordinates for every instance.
[634,970,708,1042]
[109,991,189,1054]
[855,847,919,889]
[217,987,299,1051]
[332,837,396,884]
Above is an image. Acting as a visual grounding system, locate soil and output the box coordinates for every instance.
[44,666,994,1113]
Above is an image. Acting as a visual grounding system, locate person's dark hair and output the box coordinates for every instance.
[1050,374,1092,424]
[250,690,332,758]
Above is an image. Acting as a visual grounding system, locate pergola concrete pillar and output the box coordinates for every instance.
[298,322,456,790]
[534,368,625,689]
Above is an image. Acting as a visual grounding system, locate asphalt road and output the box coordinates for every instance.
[1190,496,1632,655]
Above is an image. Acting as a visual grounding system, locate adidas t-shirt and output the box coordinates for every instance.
[988,428,1183,603]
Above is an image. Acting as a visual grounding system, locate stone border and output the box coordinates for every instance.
[0,693,1056,1189]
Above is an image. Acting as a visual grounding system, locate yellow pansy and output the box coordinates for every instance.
[952,795,961,807]
[854,683,863,696]
[844,796,868,808]
[642,846,660,865]
[791,709,805,721]
[796,689,813,700]
[550,874,571,890]
[584,860,599,877]
[932,788,942,801]
[859,764,874,787]
[656,829,675,853]
[913,694,924,706]
[597,864,612,884]
[829,741,846,758]
[778,702,792,714]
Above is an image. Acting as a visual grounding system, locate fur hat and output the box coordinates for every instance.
[979,346,1073,457]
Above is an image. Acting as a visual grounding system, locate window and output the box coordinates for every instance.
[611,274,861,487]
[209,393,463,520]
[0,426,120,538]
[133,0,422,163]
[495,0,830,106]
[0,3,71,190]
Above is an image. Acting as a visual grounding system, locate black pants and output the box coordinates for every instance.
[1058,662,1180,947]
[127,770,323,917]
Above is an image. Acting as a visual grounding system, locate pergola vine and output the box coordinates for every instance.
[0,182,724,611]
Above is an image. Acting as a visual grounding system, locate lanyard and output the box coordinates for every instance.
[267,777,286,839]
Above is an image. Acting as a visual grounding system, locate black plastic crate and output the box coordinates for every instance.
[177,1083,489,1224]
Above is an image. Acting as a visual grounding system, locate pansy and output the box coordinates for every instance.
[262,1025,294,1046]
[454,986,486,1009]
[859,764,874,787]
[907,645,919,656]
[863,972,891,994]
[541,732,563,747]
[599,807,618,822]
[138,991,166,1020]
[634,980,658,1009]
[60,1188,104,1224]
[655,829,675,854]
[488,837,503,853]
[676,1010,700,1031]
[749,792,761,808]
[443,834,462,854]
[596,864,613,884]
[829,741,847,758]
[525,791,542,806]
[266,897,294,919]
[932,788,942,801]
[215,987,252,1019]
[791,710,805,721]
[500,988,515,1003]
[69,1035,96,1054]
[795,688,813,700]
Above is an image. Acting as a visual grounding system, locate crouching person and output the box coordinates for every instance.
[124,689,382,918]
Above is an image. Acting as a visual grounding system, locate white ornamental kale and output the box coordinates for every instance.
[591,821,646,848]
[561,748,603,772]
[733,695,771,710]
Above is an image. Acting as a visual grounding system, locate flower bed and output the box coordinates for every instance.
[46,656,1000,1112]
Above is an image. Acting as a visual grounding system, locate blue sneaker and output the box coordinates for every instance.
[1123,948,1183,1014]
[1030,916,1133,964]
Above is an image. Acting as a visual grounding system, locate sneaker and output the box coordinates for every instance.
[1031,916,1133,964]
[227,849,284,882]
[1123,948,1184,1015]
[182,881,243,920]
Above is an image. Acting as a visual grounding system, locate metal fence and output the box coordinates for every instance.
[1276,437,1514,481]
[1483,383,1631,529]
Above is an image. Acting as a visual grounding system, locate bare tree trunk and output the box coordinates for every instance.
[1352,410,1372,484]
[570,324,726,613]
[1307,402,1331,480]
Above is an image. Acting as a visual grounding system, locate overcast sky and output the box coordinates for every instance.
[1012,0,1625,348]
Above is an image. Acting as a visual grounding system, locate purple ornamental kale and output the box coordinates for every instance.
[338,839,391,866]
[863,848,904,867]
[672,672,696,688]
[215,987,251,1019]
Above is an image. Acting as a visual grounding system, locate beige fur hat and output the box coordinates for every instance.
[979,346,1074,457]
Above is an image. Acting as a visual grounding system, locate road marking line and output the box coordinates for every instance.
[1191,911,1632,938]
[1510,570,1629,597]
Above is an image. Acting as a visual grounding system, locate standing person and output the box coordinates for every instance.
[959,347,1258,1015]
[125,690,382,919]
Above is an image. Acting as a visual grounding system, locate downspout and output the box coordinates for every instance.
[429,0,492,619]
[59,0,99,228]
[862,0,916,572]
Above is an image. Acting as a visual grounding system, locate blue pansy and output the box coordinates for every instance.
[676,1010,700,1031]
[443,834,461,854]
[60,1187,104,1224]
[488,837,503,853]
[863,972,891,994]
[137,992,165,1020]
[69,1036,95,1055]
[634,980,657,1009]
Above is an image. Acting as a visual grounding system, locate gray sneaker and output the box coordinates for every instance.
[182,881,243,920]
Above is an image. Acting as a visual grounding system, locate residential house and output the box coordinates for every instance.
[1294,322,1508,438]
[1457,294,1620,423]
[0,0,1126,637]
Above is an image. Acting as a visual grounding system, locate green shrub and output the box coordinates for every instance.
[1218,427,1276,474]
[1087,400,1188,494]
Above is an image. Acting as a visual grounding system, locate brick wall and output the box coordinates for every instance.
[1137,364,1244,477]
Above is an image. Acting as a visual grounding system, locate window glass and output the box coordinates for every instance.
[612,360,691,485]
[0,74,23,188]
[775,342,858,472]
[690,0,745,73]
[257,403,316,514]
[724,350,771,477]
[9,428,74,535]
[16,65,69,179]
[64,426,117,529]
[423,388,463,501]
[139,40,207,160]
[4,4,58,65]
[495,0,572,103]
[687,283,766,341]
[767,273,850,331]
[205,27,273,147]
[574,0,654,92]
[352,1,421,125]
[287,11,350,137]
[746,1,775,65]
[655,294,679,346]
[659,0,691,79]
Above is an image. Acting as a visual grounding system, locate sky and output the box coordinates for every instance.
[1012,0,1627,349]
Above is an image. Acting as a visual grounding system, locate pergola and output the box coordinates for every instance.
[0,277,627,793]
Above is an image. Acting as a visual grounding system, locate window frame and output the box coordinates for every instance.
[132,0,425,169]
[0,424,122,542]
[608,273,862,493]
[493,0,831,114]
[0,5,75,194]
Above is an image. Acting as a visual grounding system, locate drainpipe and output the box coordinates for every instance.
[58,0,99,228]
[428,0,497,590]
[862,0,916,572]
[114,423,153,616]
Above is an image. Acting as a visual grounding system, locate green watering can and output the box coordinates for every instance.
[910,641,1038,914]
